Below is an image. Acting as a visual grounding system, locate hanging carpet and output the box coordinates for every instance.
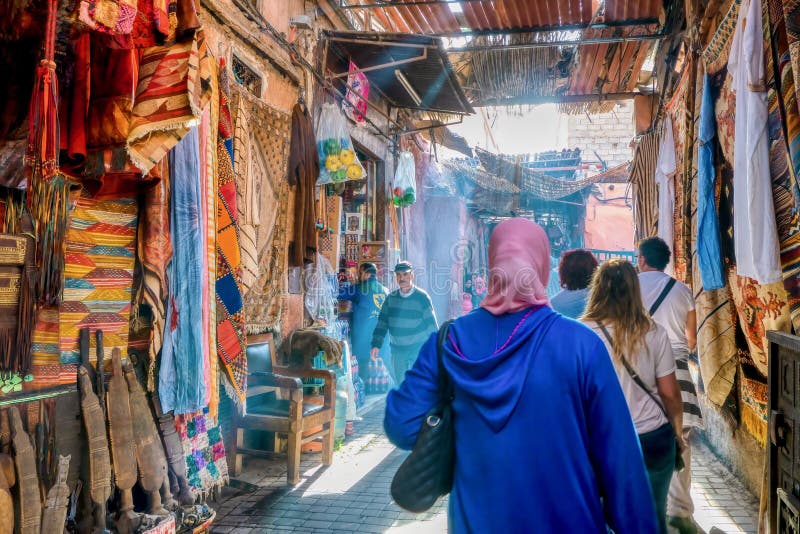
[127,28,213,174]
[215,64,246,405]
[231,88,291,333]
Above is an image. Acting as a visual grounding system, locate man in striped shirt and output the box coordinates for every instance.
[370,261,438,385]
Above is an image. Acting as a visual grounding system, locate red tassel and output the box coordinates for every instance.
[24,0,69,306]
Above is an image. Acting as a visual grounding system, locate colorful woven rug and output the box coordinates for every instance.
[29,193,138,385]
[727,271,790,376]
[666,67,693,285]
[59,194,138,364]
[739,357,768,446]
[765,0,800,331]
[174,410,228,498]
[134,159,172,390]
[231,89,291,333]
[127,28,213,173]
[215,67,246,405]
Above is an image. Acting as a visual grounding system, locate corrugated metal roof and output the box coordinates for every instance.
[324,31,474,115]
[342,0,662,34]
[336,0,670,110]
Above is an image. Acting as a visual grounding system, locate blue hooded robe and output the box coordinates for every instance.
[385,305,658,533]
[339,278,390,368]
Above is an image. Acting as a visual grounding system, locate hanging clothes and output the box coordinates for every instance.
[697,74,725,290]
[728,0,782,284]
[159,128,207,415]
[655,117,677,275]
[287,102,320,267]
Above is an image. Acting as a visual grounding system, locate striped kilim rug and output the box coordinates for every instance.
[30,194,138,384]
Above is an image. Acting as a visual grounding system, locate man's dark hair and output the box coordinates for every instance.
[360,262,377,275]
[638,237,671,270]
[558,249,599,290]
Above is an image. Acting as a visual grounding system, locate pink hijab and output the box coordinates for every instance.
[480,218,550,315]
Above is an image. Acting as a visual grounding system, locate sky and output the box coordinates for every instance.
[449,104,571,156]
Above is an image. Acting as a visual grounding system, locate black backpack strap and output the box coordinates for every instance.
[648,277,677,316]
[437,320,455,403]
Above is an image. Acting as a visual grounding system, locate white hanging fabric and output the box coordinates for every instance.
[728,0,782,284]
[655,117,677,275]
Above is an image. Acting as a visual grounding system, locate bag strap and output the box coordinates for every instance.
[648,277,676,316]
[597,323,670,422]
[437,320,455,403]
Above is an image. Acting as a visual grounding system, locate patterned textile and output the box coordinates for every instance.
[702,0,742,74]
[765,6,800,331]
[739,359,768,446]
[200,71,220,418]
[215,66,246,405]
[134,159,172,390]
[159,128,206,415]
[30,193,138,385]
[666,67,694,285]
[728,271,790,376]
[174,410,229,498]
[87,39,137,149]
[715,73,737,166]
[342,60,369,124]
[676,356,703,428]
[59,194,138,364]
[692,72,738,407]
[782,0,800,100]
[0,233,35,374]
[629,132,660,242]
[231,89,292,333]
[127,29,213,174]
[79,0,137,34]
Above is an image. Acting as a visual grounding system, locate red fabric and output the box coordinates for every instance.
[59,33,90,170]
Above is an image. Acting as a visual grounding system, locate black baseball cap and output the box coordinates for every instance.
[394,261,413,273]
[361,262,377,275]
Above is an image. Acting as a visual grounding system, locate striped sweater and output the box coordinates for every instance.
[371,287,438,354]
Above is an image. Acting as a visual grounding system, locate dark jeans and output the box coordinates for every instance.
[639,423,676,534]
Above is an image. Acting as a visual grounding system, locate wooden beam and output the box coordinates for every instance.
[478,91,643,107]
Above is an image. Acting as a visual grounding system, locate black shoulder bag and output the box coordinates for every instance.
[597,323,685,472]
[391,320,455,513]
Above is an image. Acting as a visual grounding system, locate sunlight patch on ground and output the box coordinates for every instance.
[296,437,396,496]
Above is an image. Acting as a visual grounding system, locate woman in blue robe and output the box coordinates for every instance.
[384,218,658,533]
[339,262,390,381]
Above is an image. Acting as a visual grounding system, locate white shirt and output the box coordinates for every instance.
[655,117,677,276]
[584,321,675,434]
[638,271,695,356]
[728,0,782,284]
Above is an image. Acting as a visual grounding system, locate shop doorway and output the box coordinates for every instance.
[768,331,800,532]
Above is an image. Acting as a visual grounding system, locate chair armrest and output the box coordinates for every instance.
[273,366,337,408]
[249,371,302,390]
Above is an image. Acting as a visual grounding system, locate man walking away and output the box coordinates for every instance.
[338,262,390,382]
[370,261,438,385]
[637,237,703,534]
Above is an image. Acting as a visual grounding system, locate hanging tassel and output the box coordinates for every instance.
[24,0,72,306]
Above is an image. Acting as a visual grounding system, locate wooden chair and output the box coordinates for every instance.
[231,332,336,485]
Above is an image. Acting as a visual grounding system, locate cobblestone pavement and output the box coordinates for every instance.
[211,396,758,533]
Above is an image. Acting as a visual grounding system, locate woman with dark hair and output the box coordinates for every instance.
[385,219,658,533]
[581,259,684,534]
[550,249,599,319]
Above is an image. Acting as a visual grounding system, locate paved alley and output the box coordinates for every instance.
[211,398,758,534]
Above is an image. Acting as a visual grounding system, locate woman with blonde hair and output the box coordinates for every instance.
[581,259,684,534]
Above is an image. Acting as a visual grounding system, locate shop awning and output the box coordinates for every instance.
[324,30,474,115]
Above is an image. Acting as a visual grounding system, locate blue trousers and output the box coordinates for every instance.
[639,423,676,534]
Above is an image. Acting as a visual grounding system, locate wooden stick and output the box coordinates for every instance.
[9,407,41,534]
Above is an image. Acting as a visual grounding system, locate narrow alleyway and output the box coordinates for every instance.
[211,398,758,534]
